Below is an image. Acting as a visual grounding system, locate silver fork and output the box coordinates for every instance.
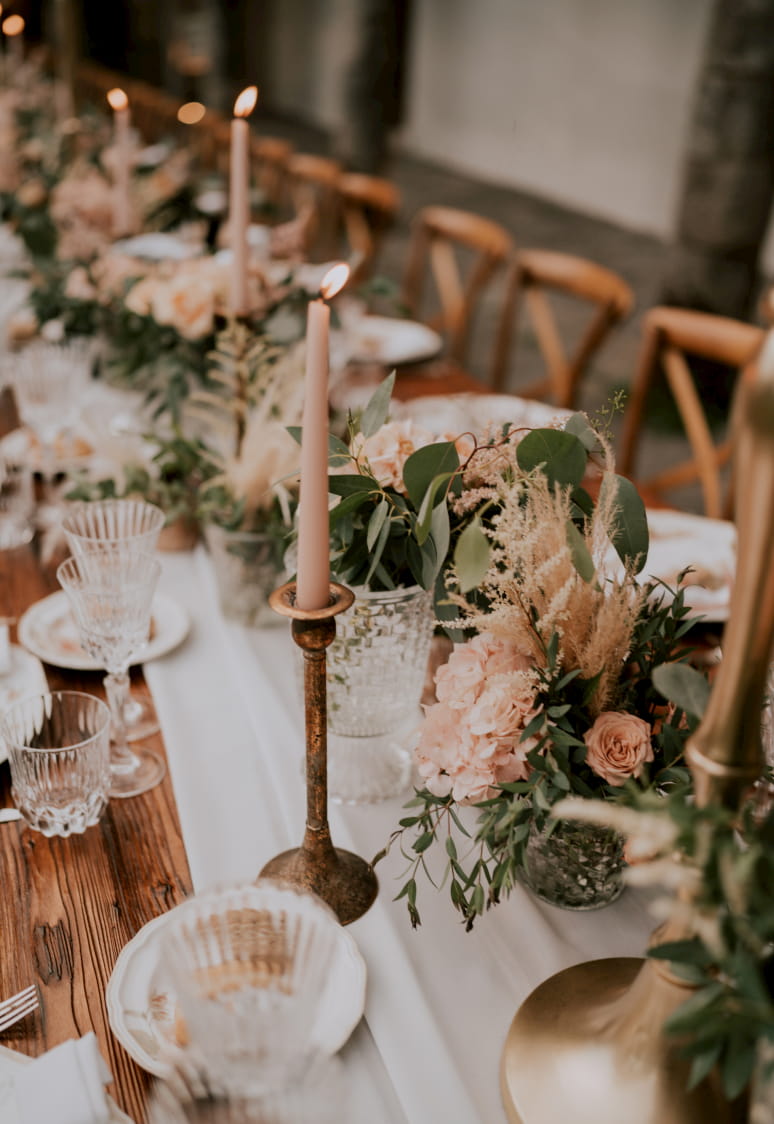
[0,985,39,1033]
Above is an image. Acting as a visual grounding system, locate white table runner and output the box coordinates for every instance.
[146,548,656,1124]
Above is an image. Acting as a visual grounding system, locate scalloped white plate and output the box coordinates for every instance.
[18,591,190,671]
[106,907,367,1079]
[349,316,443,367]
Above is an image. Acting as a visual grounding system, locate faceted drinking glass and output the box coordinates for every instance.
[1,690,111,836]
[56,549,163,798]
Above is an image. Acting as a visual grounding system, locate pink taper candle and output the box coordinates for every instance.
[296,264,350,610]
[106,88,132,237]
[229,86,258,317]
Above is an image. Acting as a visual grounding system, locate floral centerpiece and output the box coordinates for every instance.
[379,414,706,919]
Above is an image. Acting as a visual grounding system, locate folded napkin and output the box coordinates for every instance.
[14,1033,113,1124]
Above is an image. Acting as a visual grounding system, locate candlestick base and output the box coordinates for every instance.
[260,839,378,927]
[259,581,379,925]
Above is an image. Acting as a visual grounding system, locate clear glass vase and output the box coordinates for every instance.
[325,584,435,804]
[205,525,287,627]
[521,817,625,910]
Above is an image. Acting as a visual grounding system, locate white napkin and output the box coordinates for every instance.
[14,1033,113,1124]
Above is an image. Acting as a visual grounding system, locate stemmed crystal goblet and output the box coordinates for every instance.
[56,549,164,798]
[61,498,166,741]
[11,339,93,526]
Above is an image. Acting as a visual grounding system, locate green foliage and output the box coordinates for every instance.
[325,377,461,594]
[644,798,774,1100]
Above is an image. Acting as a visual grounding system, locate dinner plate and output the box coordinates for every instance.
[0,646,48,763]
[0,1043,132,1124]
[18,591,190,671]
[105,906,367,1079]
[642,508,736,622]
[348,316,443,367]
[393,392,570,436]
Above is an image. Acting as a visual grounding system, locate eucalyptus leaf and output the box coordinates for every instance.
[454,519,491,593]
[367,498,390,551]
[327,473,379,497]
[516,429,588,489]
[359,371,396,438]
[564,413,601,453]
[403,442,459,511]
[565,519,596,583]
[364,512,392,586]
[653,662,711,719]
[599,473,649,574]
[415,471,454,544]
[427,501,450,585]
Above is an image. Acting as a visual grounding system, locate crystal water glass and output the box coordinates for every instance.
[0,454,34,548]
[56,549,163,798]
[156,882,340,1099]
[62,498,166,741]
[10,339,93,523]
[1,690,111,836]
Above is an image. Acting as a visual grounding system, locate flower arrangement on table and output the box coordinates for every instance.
[379,413,708,924]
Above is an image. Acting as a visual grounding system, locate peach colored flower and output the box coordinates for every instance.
[124,276,161,318]
[151,272,215,339]
[583,711,654,786]
[64,267,97,303]
[415,632,539,803]
[350,418,437,493]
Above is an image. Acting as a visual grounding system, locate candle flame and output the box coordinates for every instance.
[177,101,206,125]
[233,86,258,119]
[3,14,24,36]
[320,263,350,300]
[107,87,129,112]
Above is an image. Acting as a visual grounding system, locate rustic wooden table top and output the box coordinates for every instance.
[0,539,193,1124]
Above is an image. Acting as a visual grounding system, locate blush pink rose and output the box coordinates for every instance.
[583,711,654,786]
[350,418,436,493]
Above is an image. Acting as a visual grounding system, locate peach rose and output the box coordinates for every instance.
[151,273,216,339]
[583,711,654,786]
[350,418,437,493]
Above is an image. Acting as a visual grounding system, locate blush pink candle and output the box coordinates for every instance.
[229,86,258,317]
[296,264,350,610]
[106,88,132,237]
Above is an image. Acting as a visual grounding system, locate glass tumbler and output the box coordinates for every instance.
[1,691,111,836]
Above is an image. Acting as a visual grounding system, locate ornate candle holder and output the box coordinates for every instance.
[259,580,379,925]
[500,355,774,1124]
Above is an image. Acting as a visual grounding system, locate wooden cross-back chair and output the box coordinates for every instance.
[491,249,634,407]
[284,152,342,261]
[338,172,401,285]
[401,205,514,368]
[618,306,764,519]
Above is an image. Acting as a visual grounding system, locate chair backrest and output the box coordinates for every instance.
[338,172,401,284]
[284,153,342,261]
[401,205,514,368]
[618,306,763,518]
[491,248,634,406]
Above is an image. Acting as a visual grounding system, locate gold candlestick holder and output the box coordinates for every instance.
[259,580,379,925]
[500,353,774,1124]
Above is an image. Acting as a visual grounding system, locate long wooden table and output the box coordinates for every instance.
[0,539,193,1124]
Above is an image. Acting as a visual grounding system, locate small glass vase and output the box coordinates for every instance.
[520,817,625,910]
[205,524,286,627]
[325,584,435,804]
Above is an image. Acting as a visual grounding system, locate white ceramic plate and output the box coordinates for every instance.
[105,907,367,1079]
[393,392,571,436]
[18,591,190,671]
[0,1043,132,1124]
[0,646,49,763]
[349,316,443,367]
[643,508,736,623]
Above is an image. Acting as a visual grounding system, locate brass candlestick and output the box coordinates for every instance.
[500,355,774,1124]
[259,580,379,925]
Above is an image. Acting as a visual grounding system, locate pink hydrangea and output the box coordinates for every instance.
[415,632,539,804]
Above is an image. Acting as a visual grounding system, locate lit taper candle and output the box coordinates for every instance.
[106,87,133,237]
[229,85,258,317]
[296,263,350,610]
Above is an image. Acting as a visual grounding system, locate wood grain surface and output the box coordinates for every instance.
[0,540,193,1124]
